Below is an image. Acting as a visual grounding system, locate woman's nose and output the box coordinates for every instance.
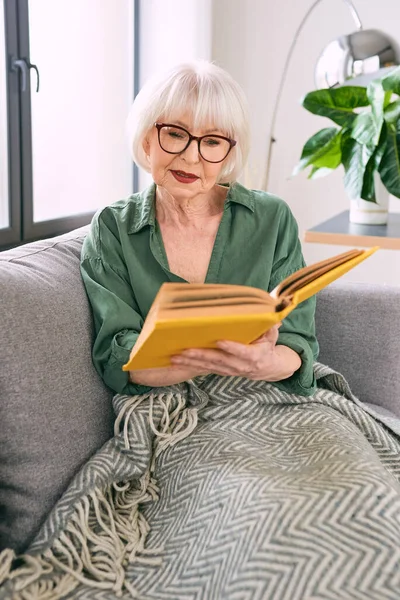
[181,139,200,163]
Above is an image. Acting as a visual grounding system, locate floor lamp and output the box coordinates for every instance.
[262,0,400,191]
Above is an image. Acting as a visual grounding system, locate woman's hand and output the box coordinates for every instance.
[129,364,211,388]
[170,324,301,382]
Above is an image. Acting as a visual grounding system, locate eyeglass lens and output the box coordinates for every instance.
[158,125,231,162]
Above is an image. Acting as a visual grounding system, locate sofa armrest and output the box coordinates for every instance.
[315,282,400,416]
[0,226,114,552]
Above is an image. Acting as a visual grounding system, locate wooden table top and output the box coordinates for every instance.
[305,211,400,250]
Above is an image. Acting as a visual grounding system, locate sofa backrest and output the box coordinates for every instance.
[0,226,114,552]
[315,280,400,416]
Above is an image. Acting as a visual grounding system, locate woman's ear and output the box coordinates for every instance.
[142,134,150,157]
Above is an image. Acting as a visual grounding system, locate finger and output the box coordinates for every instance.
[251,324,281,344]
[216,340,259,359]
[171,356,244,376]
[261,324,281,337]
[173,348,251,374]
[266,325,280,345]
[173,353,247,372]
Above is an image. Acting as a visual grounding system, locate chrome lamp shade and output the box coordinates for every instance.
[315,28,400,88]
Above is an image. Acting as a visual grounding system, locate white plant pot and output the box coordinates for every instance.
[349,173,389,225]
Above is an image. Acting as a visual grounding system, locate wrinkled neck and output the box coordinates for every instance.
[155,185,228,226]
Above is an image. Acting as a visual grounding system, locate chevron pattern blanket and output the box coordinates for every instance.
[1,363,400,600]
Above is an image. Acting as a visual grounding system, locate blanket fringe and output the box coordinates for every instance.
[0,391,198,599]
[0,549,15,586]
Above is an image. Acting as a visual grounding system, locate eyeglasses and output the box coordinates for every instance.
[154,123,237,163]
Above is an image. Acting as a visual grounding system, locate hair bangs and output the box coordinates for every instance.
[161,75,236,139]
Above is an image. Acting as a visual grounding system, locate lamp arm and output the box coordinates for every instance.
[262,0,363,191]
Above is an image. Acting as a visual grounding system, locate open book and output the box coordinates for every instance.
[122,246,378,371]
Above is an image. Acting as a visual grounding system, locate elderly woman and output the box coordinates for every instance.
[80,60,318,397]
[3,61,400,600]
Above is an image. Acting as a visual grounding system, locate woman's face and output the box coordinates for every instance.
[143,113,230,200]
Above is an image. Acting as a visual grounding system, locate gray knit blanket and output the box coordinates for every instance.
[1,363,400,600]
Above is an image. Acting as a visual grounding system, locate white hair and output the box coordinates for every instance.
[126,60,250,183]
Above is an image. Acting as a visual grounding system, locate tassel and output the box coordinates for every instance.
[1,390,197,599]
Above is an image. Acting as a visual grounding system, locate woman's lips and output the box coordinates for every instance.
[170,170,199,184]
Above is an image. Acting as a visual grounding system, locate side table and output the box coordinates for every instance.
[305,211,400,250]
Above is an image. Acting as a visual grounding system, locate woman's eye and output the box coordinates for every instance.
[204,138,220,146]
[169,131,185,139]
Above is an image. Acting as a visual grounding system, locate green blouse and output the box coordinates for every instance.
[80,182,319,397]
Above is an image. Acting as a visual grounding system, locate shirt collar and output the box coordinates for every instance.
[128,183,157,233]
[225,182,255,212]
[128,181,254,234]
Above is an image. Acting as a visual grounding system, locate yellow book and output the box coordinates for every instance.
[122,246,379,371]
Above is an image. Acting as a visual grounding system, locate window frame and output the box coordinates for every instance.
[1,0,139,250]
[2,0,21,248]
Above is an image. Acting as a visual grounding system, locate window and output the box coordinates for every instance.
[1,0,138,250]
[0,1,8,231]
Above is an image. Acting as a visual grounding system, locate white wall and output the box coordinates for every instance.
[212,0,400,285]
[138,0,212,190]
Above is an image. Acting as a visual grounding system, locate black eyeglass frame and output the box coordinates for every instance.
[154,122,237,163]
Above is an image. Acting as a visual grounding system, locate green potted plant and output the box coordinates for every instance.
[293,66,400,225]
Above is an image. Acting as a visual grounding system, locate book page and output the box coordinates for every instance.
[160,296,268,310]
[158,303,277,320]
[158,282,274,305]
[271,249,362,298]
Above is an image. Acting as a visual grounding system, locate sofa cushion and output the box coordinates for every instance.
[0,227,114,552]
[316,281,400,416]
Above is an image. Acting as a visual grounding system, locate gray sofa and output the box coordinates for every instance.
[1,226,399,555]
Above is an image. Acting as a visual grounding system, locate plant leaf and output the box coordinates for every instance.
[381,66,400,96]
[360,158,377,202]
[379,121,400,198]
[383,90,393,109]
[361,128,387,201]
[351,112,381,148]
[292,128,342,176]
[384,99,400,124]
[301,87,369,127]
[366,80,385,143]
[308,166,334,179]
[342,136,374,199]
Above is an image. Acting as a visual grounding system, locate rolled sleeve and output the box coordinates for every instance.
[105,330,153,396]
[268,205,319,396]
[80,215,153,396]
[274,329,318,396]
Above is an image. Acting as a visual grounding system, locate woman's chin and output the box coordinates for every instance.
[157,176,204,199]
